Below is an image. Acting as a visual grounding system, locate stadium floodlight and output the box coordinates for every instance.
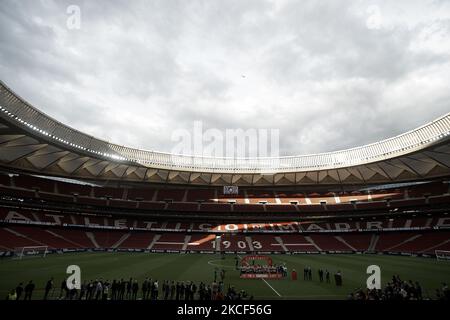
[435,250,450,261]
[13,246,49,260]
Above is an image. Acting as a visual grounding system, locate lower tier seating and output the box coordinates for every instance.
[1,224,448,255]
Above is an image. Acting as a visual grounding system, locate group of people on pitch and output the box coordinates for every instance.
[301,266,343,286]
[348,275,449,300]
[240,264,288,276]
[5,277,253,301]
[5,281,35,300]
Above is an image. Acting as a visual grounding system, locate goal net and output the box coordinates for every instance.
[13,246,48,259]
[435,250,450,261]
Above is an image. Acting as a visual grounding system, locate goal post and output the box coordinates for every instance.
[13,246,48,259]
[435,250,450,261]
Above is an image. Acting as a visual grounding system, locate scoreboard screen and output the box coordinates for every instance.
[223,186,238,195]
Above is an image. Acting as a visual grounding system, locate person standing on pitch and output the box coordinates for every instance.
[132,280,139,300]
[6,289,17,300]
[170,281,176,300]
[141,278,148,300]
[44,277,54,300]
[15,283,24,300]
[24,280,35,300]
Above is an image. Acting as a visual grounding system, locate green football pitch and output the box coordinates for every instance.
[0,252,449,300]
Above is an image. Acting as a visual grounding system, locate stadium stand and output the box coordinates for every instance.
[0,172,449,258]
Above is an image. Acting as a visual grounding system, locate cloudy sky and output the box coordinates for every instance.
[1,0,450,157]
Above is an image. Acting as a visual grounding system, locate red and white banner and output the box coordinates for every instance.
[240,273,283,279]
[241,255,273,266]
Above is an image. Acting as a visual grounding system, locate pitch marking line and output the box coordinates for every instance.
[261,278,282,297]
[207,259,235,269]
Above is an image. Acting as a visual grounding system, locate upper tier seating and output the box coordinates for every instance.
[0,174,448,217]
[198,203,232,213]
[13,175,55,193]
[185,189,216,202]
[265,204,298,213]
[0,173,11,186]
[93,186,124,199]
[127,187,155,201]
[232,204,265,213]
[246,190,276,204]
[274,192,306,204]
[155,189,185,202]
[57,181,91,196]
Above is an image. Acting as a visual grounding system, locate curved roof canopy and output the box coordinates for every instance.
[0,80,450,186]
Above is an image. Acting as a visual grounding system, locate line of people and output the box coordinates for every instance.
[239,264,287,277]
[348,275,449,300]
[6,277,253,301]
[302,266,343,286]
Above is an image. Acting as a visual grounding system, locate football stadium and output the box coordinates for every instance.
[1,1,450,309]
[0,80,449,301]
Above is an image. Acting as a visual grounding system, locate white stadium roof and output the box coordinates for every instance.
[1,80,450,186]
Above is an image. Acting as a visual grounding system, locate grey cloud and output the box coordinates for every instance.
[0,0,449,156]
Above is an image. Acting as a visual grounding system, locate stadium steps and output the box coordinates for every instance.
[274,236,288,252]
[304,236,322,252]
[419,239,450,254]
[147,234,161,250]
[335,236,357,251]
[368,234,379,252]
[45,230,84,248]
[112,233,130,249]
[243,190,250,204]
[151,190,158,202]
[85,232,100,248]
[385,234,422,251]
[70,215,77,224]
[274,191,282,204]
[245,236,254,251]
[4,227,47,247]
[215,236,221,252]
[333,193,341,204]
[30,211,41,222]
[182,235,191,251]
